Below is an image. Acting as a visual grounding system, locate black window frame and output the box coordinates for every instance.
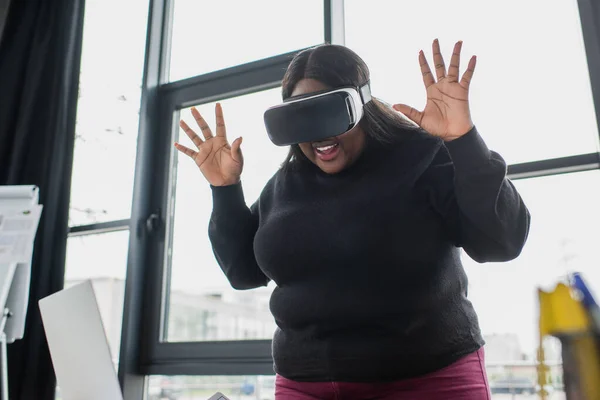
[115,1,338,397]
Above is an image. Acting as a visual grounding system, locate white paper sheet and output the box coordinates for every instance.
[0,205,43,264]
[0,186,38,207]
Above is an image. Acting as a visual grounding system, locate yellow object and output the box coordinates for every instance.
[539,283,589,336]
[538,283,600,400]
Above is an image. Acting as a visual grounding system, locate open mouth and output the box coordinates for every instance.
[315,143,338,154]
[312,141,340,161]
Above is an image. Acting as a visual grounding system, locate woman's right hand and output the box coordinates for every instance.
[175,103,243,187]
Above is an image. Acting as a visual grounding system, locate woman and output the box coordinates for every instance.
[176,41,530,399]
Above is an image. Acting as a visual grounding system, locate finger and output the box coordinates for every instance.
[432,38,446,81]
[419,51,435,88]
[230,137,243,164]
[392,104,423,126]
[460,55,477,89]
[191,106,213,140]
[447,41,462,83]
[174,142,198,159]
[179,120,204,149]
[215,103,227,138]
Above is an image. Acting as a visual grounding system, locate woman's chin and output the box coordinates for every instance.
[316,158,346,174]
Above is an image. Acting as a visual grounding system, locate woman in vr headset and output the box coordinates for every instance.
[176,41,530,399]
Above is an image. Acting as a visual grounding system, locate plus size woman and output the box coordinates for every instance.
[176,40,530,399]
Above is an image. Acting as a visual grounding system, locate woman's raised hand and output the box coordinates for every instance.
[175,103,243,186]
[393,39,476,142]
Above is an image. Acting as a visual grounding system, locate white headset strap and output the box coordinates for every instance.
[359,82,372,104]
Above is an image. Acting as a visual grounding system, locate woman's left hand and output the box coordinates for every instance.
[393,39,476,142]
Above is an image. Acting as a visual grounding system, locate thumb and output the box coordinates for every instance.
[230,137,243,163]
[393,104,422,127]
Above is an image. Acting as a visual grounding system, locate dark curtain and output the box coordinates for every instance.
[0,0,85,398]
[0,0,10,45]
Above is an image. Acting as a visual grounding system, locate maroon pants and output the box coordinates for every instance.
[275,348,491,400]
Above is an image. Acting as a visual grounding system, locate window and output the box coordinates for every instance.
[69,0,149,226]
[343,1,600,396]
[168,0,324,82]
[63,231,130,363]
[344,0,599,164]
[166,88,286,341]
[63,0,149,377]
[117,0,600,397]
[58,231,129,400]
[340,2,600,396]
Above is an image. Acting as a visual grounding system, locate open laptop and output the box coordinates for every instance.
[39,280,123,400]
[39,280,231,400]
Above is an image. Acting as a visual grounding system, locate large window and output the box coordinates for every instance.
[69,0,150,226]
[99,0,600,398]
[64,0,149,377]
[119,2,329,394]
[345,0,600,398]
[345,0,599,164]
[343,1,600,396]
[167,89,286,342]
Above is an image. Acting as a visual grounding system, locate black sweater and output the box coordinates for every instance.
[208,127,530,382]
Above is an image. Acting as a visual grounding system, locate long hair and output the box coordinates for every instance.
[280,44,419,170]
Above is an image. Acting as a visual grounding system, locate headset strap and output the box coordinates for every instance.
[359,82,372,104]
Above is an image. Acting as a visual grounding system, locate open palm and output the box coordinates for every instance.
[175,104,243,187]
[394,40,476,141]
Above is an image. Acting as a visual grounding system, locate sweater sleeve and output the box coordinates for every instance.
[208,183,270,289]
[431,127,531,263]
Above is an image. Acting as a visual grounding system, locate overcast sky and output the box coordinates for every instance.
[64,0,600,359]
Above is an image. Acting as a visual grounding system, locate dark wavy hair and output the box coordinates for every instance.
[280,44,419,170]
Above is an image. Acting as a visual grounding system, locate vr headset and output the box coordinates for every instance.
[263,82,372,146]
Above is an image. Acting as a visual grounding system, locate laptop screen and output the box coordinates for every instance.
[39,281,124,400]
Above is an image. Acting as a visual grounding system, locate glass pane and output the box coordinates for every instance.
[345,0,599,164]
[63,230,129,365]
[462,170,600,397]
[167,88,286,341]
[147,375,275,400]
[68,0,149,226]
[168,0,324,82]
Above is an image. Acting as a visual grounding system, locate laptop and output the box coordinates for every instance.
[39,280,123,400]
[39,280,231,400]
